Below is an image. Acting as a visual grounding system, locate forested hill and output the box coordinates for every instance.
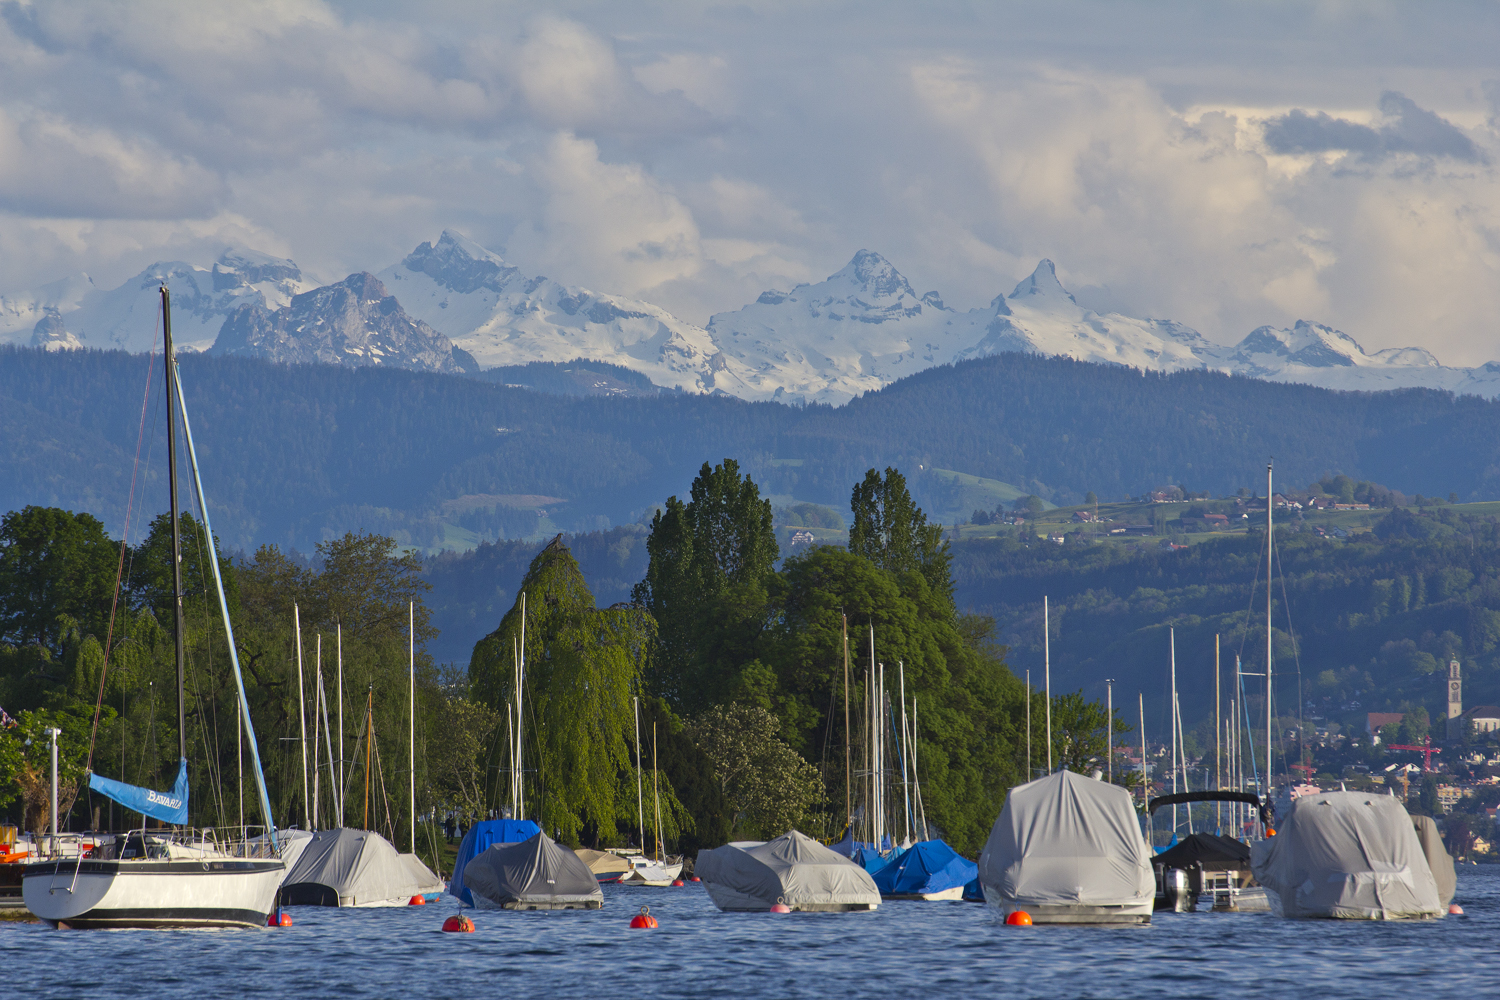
[7,344,1500,554]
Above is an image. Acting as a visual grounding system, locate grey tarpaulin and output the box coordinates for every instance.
[695,830,880,911]
[462,832,603,910]
[575,848,631,880]
[1250,791,1447,919]
[978,770,1155,908]
[1410,814,1456,907]
[278,828,443,907]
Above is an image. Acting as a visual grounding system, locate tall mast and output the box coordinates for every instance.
[1170,626,1178,830]
[409,601,415,854]
[898,661,910,847]
[318,644,337,827]
[868,626,875,845]
[633,696,645,850]
[511,637,520,814]
[1025,669,1031,779]
[1044,596,1052,774]
[842,614,851,834]
[295,603,309,829]
[1266,461,1274,792]
[162,287,187,767]
[1215,633,1221,828]
[337,623,344,825]
[517,591,526,821]
[652,721,662,861]
[1138,693,1147,811]
[312,633,322,829]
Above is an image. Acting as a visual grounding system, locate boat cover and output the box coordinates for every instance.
[279,828,441,906]
[1250,791,1447,919]
[449,819,541,905]
[978,770,1154,908]
[1151,832,1251,871]
[575,848,632,879]
[1410,815,1456,907]
[853,846,894,874]
[871,839,978,897]
[462,832,603,909]
[695,830,880,911]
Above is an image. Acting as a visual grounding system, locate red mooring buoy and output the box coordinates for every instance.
[671,879,685,886]
[409,895,426,905]
[690,876,701,882]
[1450,904,1465,915]
[442,914,476,933]
[770,897,792,913]
[267,908,292,927]
[1005,910,1033,926]
[629,905,658,929]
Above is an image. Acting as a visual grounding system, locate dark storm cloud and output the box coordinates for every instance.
[1264,91,1483,162]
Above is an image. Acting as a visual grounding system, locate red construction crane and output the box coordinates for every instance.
[1388,735,1442,772]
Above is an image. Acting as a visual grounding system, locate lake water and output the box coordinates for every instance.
[6,868,1499,998]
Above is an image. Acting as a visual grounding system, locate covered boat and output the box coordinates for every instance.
[277,829,443,907]
[462,831,603,910]
[575,848,632,883]
[696,830,880,912]
[871,840,978,901]
[1250,791,1454,920]
[978,770,1154,924]
[449,819,541,905]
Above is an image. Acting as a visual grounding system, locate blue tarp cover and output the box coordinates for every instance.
[871,840,977,897]
[450,819,541,905]
[89,757,189,826]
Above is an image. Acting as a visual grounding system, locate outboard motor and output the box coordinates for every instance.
[1161,867,1191,912]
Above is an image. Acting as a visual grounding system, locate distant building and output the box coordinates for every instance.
[788,530,816,548]
[1367,712,1405,739]
[1463,705,1500,735]
[1047,533,1066,545]
[1437,785,1463,814]
[1448,659,1463,738]
[1333,503,1371,510]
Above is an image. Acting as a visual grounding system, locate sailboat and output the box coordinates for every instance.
[24,286,286,929]
[619,699,682,886]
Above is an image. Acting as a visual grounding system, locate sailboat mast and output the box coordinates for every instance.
[1044,596,1052,774]
[312,634,322,830]
[409,601,415,854]
[842,614,851,834]
[867,626,875,845]
[634,696,645,851]
[295,604,309,829]
[318,648,337,828]
[1138,693,1146,811]
[1266,461,1274,792]
[517,592,526,821]
[652,721,662,862]
[161,287,187,767]
[1170,627,1178,830]
[1215,633,1221,829]
[337,623,344,826]
[899,662,910,846]
[1025,669,1031,779]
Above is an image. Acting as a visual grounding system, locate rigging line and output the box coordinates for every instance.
[372,728,397,842]
[1273,544,1305,735]
[1234,527,1268,665]
[184,488,228,828]
[85,310,160,772]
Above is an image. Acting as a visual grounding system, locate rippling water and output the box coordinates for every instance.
[6,868,1497,998]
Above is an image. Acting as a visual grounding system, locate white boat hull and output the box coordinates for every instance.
[883,885,965,901]
[23,858,285,929]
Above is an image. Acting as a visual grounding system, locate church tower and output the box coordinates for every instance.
[1447,658,1463,738]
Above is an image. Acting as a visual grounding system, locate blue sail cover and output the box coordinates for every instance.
[871,840,977,897]
[449,819,541,905]
[89,757,189,826]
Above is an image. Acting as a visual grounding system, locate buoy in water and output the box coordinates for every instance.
[1005,910,1033,926]
[442,914,476,933]
[690,876,701,882]
[671,879,685,886]
[1450,904,1465,915]
[770,896,792,914]
[267,908,292,927]
[409,895,426,905]
[629,905,658,929]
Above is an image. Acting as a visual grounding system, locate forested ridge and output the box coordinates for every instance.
[8,345,1500,556]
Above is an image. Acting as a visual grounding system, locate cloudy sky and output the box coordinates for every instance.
[2,1,1498,361]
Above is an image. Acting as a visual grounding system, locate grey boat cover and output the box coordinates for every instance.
[462,832,603,909]
[279,828,440,906]
[695,830,880,911]
[978,770,1154,907]
[1250,791,1450,919]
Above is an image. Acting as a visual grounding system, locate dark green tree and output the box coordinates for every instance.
[848,467,952,604]
[0,507,120,651]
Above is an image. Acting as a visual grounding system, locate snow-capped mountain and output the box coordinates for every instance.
[375,231,759,395]
[212,272,473,374]
[703,249,982,403]
[0,249,315,353]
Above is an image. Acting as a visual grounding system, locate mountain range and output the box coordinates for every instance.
[5,231,1498,403]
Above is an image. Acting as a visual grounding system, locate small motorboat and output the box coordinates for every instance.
[463,832,603,910]
[618,854,684,887]
[697,831,880,912]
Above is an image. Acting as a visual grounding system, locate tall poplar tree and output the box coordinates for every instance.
[848,467,952,604]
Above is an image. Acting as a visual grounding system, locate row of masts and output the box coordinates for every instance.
[846,617,929,850]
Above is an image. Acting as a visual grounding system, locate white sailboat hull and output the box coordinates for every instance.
[23,858,285,929]
[618,859,684,886]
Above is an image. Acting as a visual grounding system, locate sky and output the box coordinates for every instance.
[1,1,1499,361]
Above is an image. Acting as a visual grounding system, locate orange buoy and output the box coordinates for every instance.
[1450,904,1465,915]
[409,895,426,905]
[770,900,792,913]
[629,905,658,929]
[671,879,685,886]
[690,876,701,882]
[1005,910,1033,926]
[267,908,293,927]
[442,914,476,933]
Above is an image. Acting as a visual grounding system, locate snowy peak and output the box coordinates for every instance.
[830,249,917,301]
[399,229,524,295]
[1008,259,1076,307]
[212,272,471,374]
[1228,319,1408,371]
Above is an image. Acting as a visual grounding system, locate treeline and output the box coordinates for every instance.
[10,345,1500,555]
[958,503,1500,750]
